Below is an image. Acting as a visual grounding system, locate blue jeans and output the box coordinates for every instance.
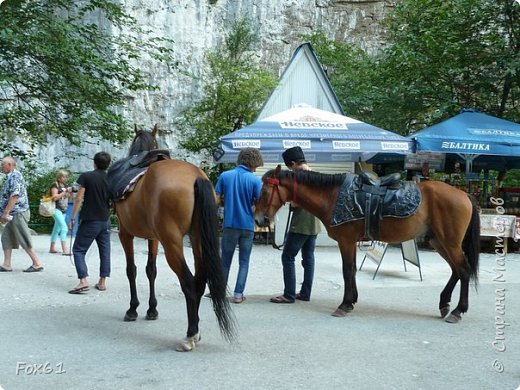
[221,228,254,299]
[72,220,111,279]
[281,232,317,301]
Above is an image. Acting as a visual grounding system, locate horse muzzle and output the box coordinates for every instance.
[255,214,271,228]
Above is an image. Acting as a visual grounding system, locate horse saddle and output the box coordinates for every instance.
[330,171,421,240]
[107,149,171,201]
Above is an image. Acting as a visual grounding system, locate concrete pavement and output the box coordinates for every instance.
[0,232,519,389]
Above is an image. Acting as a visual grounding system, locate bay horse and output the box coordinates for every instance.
[254,165,480,323]
[112,125,235,351]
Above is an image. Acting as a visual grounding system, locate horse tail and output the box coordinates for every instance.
[194,177,236,342]
[462,195,480,285]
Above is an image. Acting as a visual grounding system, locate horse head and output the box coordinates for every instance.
[128,124,159,156]
[254,164,293,227]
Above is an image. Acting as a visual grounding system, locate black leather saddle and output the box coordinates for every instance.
[107,149,171,201]
[331,171,421,240]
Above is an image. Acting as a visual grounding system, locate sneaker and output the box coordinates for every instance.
[233,296,246,304]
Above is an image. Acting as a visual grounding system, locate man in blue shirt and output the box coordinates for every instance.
[215,148,263,303]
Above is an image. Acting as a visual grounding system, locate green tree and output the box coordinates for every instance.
[304,32,378,122]
[0,0,175,156]
[307,0,520,134]
[178,19,277,171]
[376,0,520,133]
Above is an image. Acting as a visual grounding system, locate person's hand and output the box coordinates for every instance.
[0,213,12,224]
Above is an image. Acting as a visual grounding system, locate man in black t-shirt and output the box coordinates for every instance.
[68,152,112,294]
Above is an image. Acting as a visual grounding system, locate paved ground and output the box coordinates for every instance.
[0,232,519,390]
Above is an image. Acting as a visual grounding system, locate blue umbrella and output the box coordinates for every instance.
[409,109,520,172]
[214,106,413,163]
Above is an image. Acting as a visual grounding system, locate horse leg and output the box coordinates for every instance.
[445,262,471,324]
[439,272,458,319]
[176,262,202,352]
[145,239,159,320]
[446,198,480,323]
[430,239,458,318]
[119,229,139,321]
[162,242,201,351]
[175,235,214,352]
[332,242,357,317]
[430,238,469,323]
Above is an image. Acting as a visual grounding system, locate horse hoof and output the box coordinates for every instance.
[445,313,461,324]
[146,311,158,320]
[440,306,450,318]
[124,312,138,322]
[175,333,201,352]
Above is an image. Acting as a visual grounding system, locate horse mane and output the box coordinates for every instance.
[128,130,158,156]
[263,169,347,189]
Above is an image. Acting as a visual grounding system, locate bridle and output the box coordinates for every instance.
[263,172,298,250]
[263,172,298,219]
[129,130,158,156]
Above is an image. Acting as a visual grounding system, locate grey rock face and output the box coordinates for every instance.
[36,0,395,172]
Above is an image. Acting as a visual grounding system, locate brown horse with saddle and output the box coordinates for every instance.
[108,125,235,351]
[255,165,480,323]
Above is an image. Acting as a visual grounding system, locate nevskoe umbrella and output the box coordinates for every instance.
[213,106,413,163]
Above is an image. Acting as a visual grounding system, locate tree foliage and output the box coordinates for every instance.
[178,19,277,164]
[0,0,175,156]
[307,0,520,135]
[304,32,378,124]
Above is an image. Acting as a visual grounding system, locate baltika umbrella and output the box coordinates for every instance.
[409,109,520,172]
[213,106,413,163]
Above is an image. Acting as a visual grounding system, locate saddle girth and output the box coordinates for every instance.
[358,172,400,240]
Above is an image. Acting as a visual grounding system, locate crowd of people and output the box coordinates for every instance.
[0,147,320,305]
[0,153,113,295]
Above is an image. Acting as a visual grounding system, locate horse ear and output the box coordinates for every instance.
[152,124,158,137]
[275,164,282,176]
[134,124,138,134]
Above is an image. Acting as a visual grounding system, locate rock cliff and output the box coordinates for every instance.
[39,0,396,172]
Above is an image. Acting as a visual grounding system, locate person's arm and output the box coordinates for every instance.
[51,185,70,202]
[69,185,85,228]
[0,195,18,223]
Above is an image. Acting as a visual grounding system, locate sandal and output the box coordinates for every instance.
[270,295,294,304]
[295,293,310,302]
[23,265,44,273]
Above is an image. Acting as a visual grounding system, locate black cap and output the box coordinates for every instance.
[282,146,306,166]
